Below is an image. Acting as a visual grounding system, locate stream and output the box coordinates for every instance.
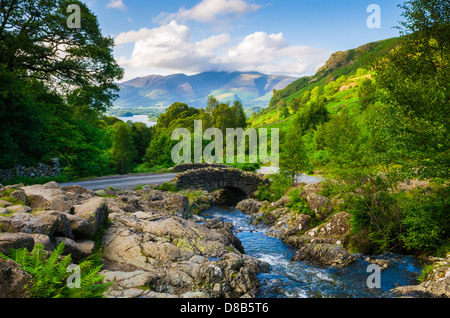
[200,207,423,298]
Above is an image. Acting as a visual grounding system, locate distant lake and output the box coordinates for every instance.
[117,115,156,127]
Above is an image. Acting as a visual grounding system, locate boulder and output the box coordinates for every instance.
[4,205,32,214]
[236,199,263,215]
[22,183,90,213]
[0,259,32,298]
[304,212,351,245]
[65,213,90,239]
[292,243,355,268]
[10,190,28,205]
[144,194,190,219]
[29,234,55,251]
[390,255,450,298]
[102,207,264,298]
[0,213,60,236]
[53,237,95,262]
[0,233,34,255]
[302,192,333,220]
[73,197,109,239]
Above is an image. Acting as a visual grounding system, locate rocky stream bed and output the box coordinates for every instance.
[0,181,449,298]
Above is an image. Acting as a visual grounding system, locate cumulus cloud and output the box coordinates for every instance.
[115,21,330,77]
[155,0,261,24]
[107,0,127,11]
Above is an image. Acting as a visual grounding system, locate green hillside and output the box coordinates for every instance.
[249,37,402,128]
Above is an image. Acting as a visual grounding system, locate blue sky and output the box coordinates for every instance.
[83,0,404,81]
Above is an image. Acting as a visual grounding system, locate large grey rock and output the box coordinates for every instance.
[236,199,263,215]
[73,197,109,239]
[390,255,450,298]
[0,259,32,298]
[65,213,89,239]
[10,190,28,205]
[304,212,351,245]
[144,194,190,219]
[292,243,356,268]
[36,211,74,239]
[53,237,95,262]
[0,213,59,237]
[102,207,263,298]
[0,233,34,255]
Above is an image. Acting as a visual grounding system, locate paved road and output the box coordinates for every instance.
[60,167,323,191]
[257,167,324,184]
[60,173,178,191]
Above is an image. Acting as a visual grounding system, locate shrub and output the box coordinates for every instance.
[0,243,111,298]
[400,186,450,255]
[286,188,315,218]
[155,182,179,192]
[255,173,292,202]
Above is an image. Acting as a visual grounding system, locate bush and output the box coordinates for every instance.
[255,173,292,202]
[400,186,450,255]
[0,243,111,298]
[228,162,260,172]
[286,188,315,218]
[155,182,178,192]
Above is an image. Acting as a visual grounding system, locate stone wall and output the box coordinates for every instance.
[169,163,233,172]
[174,167,269,197]
[0,158,60,182]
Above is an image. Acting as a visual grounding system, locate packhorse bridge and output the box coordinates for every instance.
[172,164,269,197]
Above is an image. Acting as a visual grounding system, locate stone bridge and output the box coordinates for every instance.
[173,166,269,197]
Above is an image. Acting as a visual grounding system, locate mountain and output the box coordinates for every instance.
[249,37,403,128]
[114,71,297,110]
[266,37,402,110]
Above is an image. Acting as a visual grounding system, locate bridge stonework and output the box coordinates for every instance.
[173,166,269,197]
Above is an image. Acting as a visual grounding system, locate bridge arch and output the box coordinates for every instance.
[173,166,269,197]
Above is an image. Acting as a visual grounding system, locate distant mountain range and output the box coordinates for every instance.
[114,71,297,110]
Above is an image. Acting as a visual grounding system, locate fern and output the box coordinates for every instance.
[0,242,111,298]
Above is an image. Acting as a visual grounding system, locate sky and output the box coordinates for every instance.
[82,0,405,82]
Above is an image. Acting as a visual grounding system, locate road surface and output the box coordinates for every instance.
[257,167,324,184]
[60,173,178,191]
[60,167,323,191]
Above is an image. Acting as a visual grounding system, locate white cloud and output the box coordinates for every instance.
[107,0,127,11]
[217,32,331,75]
[155,0,261,24]
[115,21,331,78]
[116,21,228,74]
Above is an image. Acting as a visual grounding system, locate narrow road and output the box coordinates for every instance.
[60,173,178,191]
[60,167,323,191]
[257,167,324,184]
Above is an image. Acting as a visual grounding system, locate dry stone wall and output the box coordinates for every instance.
[0,158,60,182]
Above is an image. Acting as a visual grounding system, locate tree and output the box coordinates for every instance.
[279,124,310,182]
[110,122,137,174]
[289,97,301,113]
[280,106,290,118]
[358,78,378,110]
[0,0,123,112]
[295,98,329,134]
[155,102,199,134]
[130,122,152,162]
[144,133,176,168]
[205,95,219,115]
[230,100,247,128]
[373,0,450,179]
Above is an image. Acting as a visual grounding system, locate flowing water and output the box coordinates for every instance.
[200,207,423,298]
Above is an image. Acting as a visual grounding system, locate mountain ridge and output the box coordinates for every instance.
[113,71,297,110]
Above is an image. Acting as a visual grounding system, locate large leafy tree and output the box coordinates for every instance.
[0,0,123,112]
[110,122,138,174]
[280,124,310,182]
[0,0,124,176]
[373,0,449,179]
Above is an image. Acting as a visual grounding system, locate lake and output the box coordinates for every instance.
[117,115,156,127]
